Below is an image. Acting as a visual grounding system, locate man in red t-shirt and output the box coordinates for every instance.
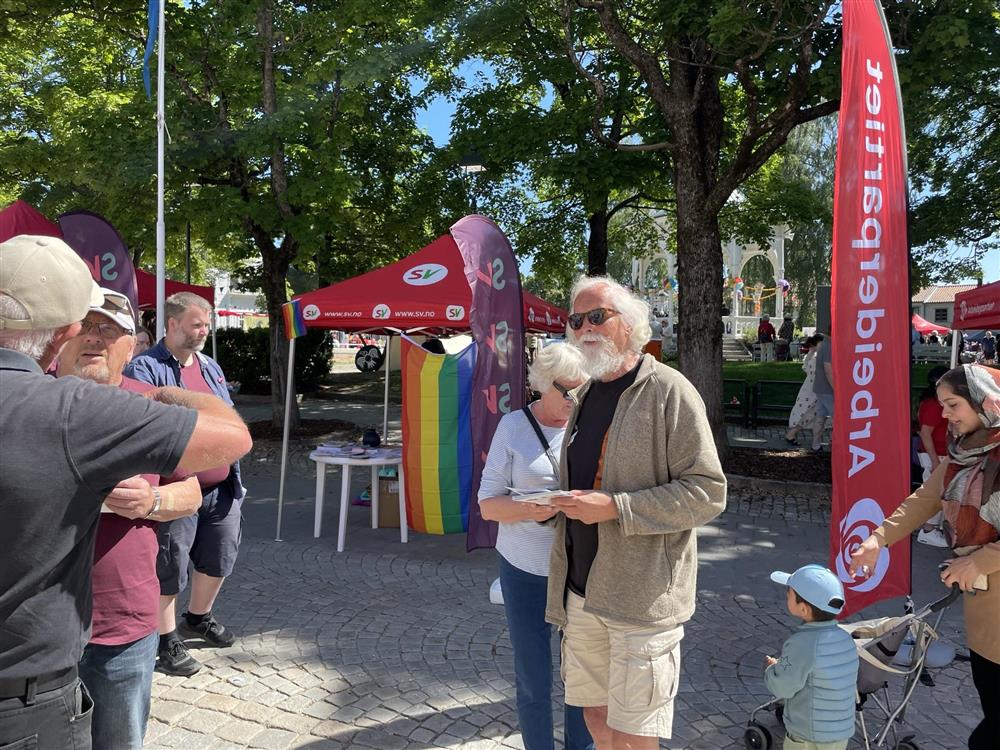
[914,365,950,548]
[757,315,777,362]
[57,290,202,750]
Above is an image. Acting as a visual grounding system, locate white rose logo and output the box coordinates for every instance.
[527,307,536,322]
[835,498,890,592]
[960,300,967,321]
[302,304,320,321]
[373,304,391,319]
[545,311,552,326]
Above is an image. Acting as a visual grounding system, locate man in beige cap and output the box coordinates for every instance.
[0,235,252,749]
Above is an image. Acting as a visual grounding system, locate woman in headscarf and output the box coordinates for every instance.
[850,364,1000,750]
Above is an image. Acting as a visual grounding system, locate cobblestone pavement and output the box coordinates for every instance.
[142,417,978,749]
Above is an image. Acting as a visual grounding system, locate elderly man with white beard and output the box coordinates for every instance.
[545,276,727,750]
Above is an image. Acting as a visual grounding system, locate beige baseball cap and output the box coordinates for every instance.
[0,234,104,329]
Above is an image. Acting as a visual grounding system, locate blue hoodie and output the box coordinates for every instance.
[765,620,858,743]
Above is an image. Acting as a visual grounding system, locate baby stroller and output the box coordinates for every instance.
[744,584,962,750]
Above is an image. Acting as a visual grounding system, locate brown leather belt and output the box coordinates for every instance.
[0,666,77,702]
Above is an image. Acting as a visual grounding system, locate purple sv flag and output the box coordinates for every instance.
[450,215,526,551]
[58,211,139,319]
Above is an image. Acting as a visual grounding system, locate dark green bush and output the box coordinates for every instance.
[214,327,332,394]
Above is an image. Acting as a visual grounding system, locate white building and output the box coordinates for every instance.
[911,284,977,328]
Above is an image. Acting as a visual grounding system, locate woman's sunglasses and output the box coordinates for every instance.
[568,307,619,330]
[552,382,573,400]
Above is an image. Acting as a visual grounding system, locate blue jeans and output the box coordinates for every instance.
[499,555,593,750]
[78,630,158,750]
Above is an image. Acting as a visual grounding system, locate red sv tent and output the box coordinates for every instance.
[292,234,566,334]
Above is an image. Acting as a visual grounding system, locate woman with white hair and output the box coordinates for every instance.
[479,342,593,750]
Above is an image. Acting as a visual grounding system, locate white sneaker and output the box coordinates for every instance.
[917,528,949,548]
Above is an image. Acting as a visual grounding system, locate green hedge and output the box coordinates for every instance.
[214,327,333,394]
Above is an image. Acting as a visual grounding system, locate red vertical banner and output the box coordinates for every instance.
[829,0,911,617]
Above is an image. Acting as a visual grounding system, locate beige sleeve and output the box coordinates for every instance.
[970,541,1000,576]
[876,460,948,547]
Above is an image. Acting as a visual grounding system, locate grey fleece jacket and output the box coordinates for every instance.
[544,354,727,628]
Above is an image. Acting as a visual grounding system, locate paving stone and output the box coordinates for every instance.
[248,727,297,749]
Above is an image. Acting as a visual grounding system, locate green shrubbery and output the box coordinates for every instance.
[214,328,332,394]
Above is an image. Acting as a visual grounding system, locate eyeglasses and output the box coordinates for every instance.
[552,382,573,401]
[78,319,129,339]
[568,307,619,330]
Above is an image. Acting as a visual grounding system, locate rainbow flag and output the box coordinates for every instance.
[401,337,476,534]
[282,299,307,340]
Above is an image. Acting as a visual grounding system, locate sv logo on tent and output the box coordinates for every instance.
[403,263,448,286]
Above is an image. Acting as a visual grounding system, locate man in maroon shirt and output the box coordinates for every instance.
[57,290,203,749]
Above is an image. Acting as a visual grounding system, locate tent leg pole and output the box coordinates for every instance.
[950,328,959,368]
[383,334,391,440]
[212,312,218,362]
[276,337,296,542]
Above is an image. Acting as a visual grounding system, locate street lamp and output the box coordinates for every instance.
[459,149,486,213]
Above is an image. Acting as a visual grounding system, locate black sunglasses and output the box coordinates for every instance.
[568,307,620,330]
[552,382,573,400]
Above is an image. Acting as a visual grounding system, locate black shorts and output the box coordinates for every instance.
[157,484,243,595]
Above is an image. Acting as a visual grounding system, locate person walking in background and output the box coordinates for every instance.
[915,365,950,548]
[982,331,996,365]
[784,334,824,446]
[758,315,777,362]
[550,276,726,749]
[851,365,1000,750]
[57,289,203,749]
[479,342,593,750]
[809,328,834,452]
[126,292,246,677]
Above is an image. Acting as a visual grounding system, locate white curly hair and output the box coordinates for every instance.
[527,341,587,393]
[566,276,652,355]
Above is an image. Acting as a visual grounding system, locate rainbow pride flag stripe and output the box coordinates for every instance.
[401,337,476,534]
[282,299,307,340]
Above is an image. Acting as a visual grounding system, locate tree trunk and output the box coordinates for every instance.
[587,200,610,275]
[260,249,299,431]
[670,68,730,458]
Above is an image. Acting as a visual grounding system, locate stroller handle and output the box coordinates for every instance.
[928,583,963,613]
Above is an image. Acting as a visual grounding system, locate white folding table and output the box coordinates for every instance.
[308,449,408,552]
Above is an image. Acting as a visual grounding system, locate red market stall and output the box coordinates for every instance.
[276,216,555,550]
[0,199,61,241]
[911,312,949,335]
[291,234,566,335]
[950,281,1000,366]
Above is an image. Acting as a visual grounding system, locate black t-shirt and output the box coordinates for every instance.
[565,361,640,596]
[0,350,197,678]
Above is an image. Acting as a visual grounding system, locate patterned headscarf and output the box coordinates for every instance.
[941,365,1000,547]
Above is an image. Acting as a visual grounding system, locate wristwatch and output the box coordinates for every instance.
[144,486,163,519]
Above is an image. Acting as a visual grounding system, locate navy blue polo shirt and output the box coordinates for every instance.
[0,348,196,678]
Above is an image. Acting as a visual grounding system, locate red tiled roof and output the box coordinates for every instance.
[911,285,977,304]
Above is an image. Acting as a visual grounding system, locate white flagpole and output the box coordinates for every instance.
[155,0,166,339]
[382,334,391,439]
[275,336,296,541]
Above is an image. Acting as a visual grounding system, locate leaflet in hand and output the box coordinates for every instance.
[508,489,566,505]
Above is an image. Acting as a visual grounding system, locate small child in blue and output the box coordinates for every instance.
[764,564,859,750]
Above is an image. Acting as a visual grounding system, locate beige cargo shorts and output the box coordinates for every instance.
[561,591,683,738]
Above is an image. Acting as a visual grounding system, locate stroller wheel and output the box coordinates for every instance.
[743,722,772,750]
